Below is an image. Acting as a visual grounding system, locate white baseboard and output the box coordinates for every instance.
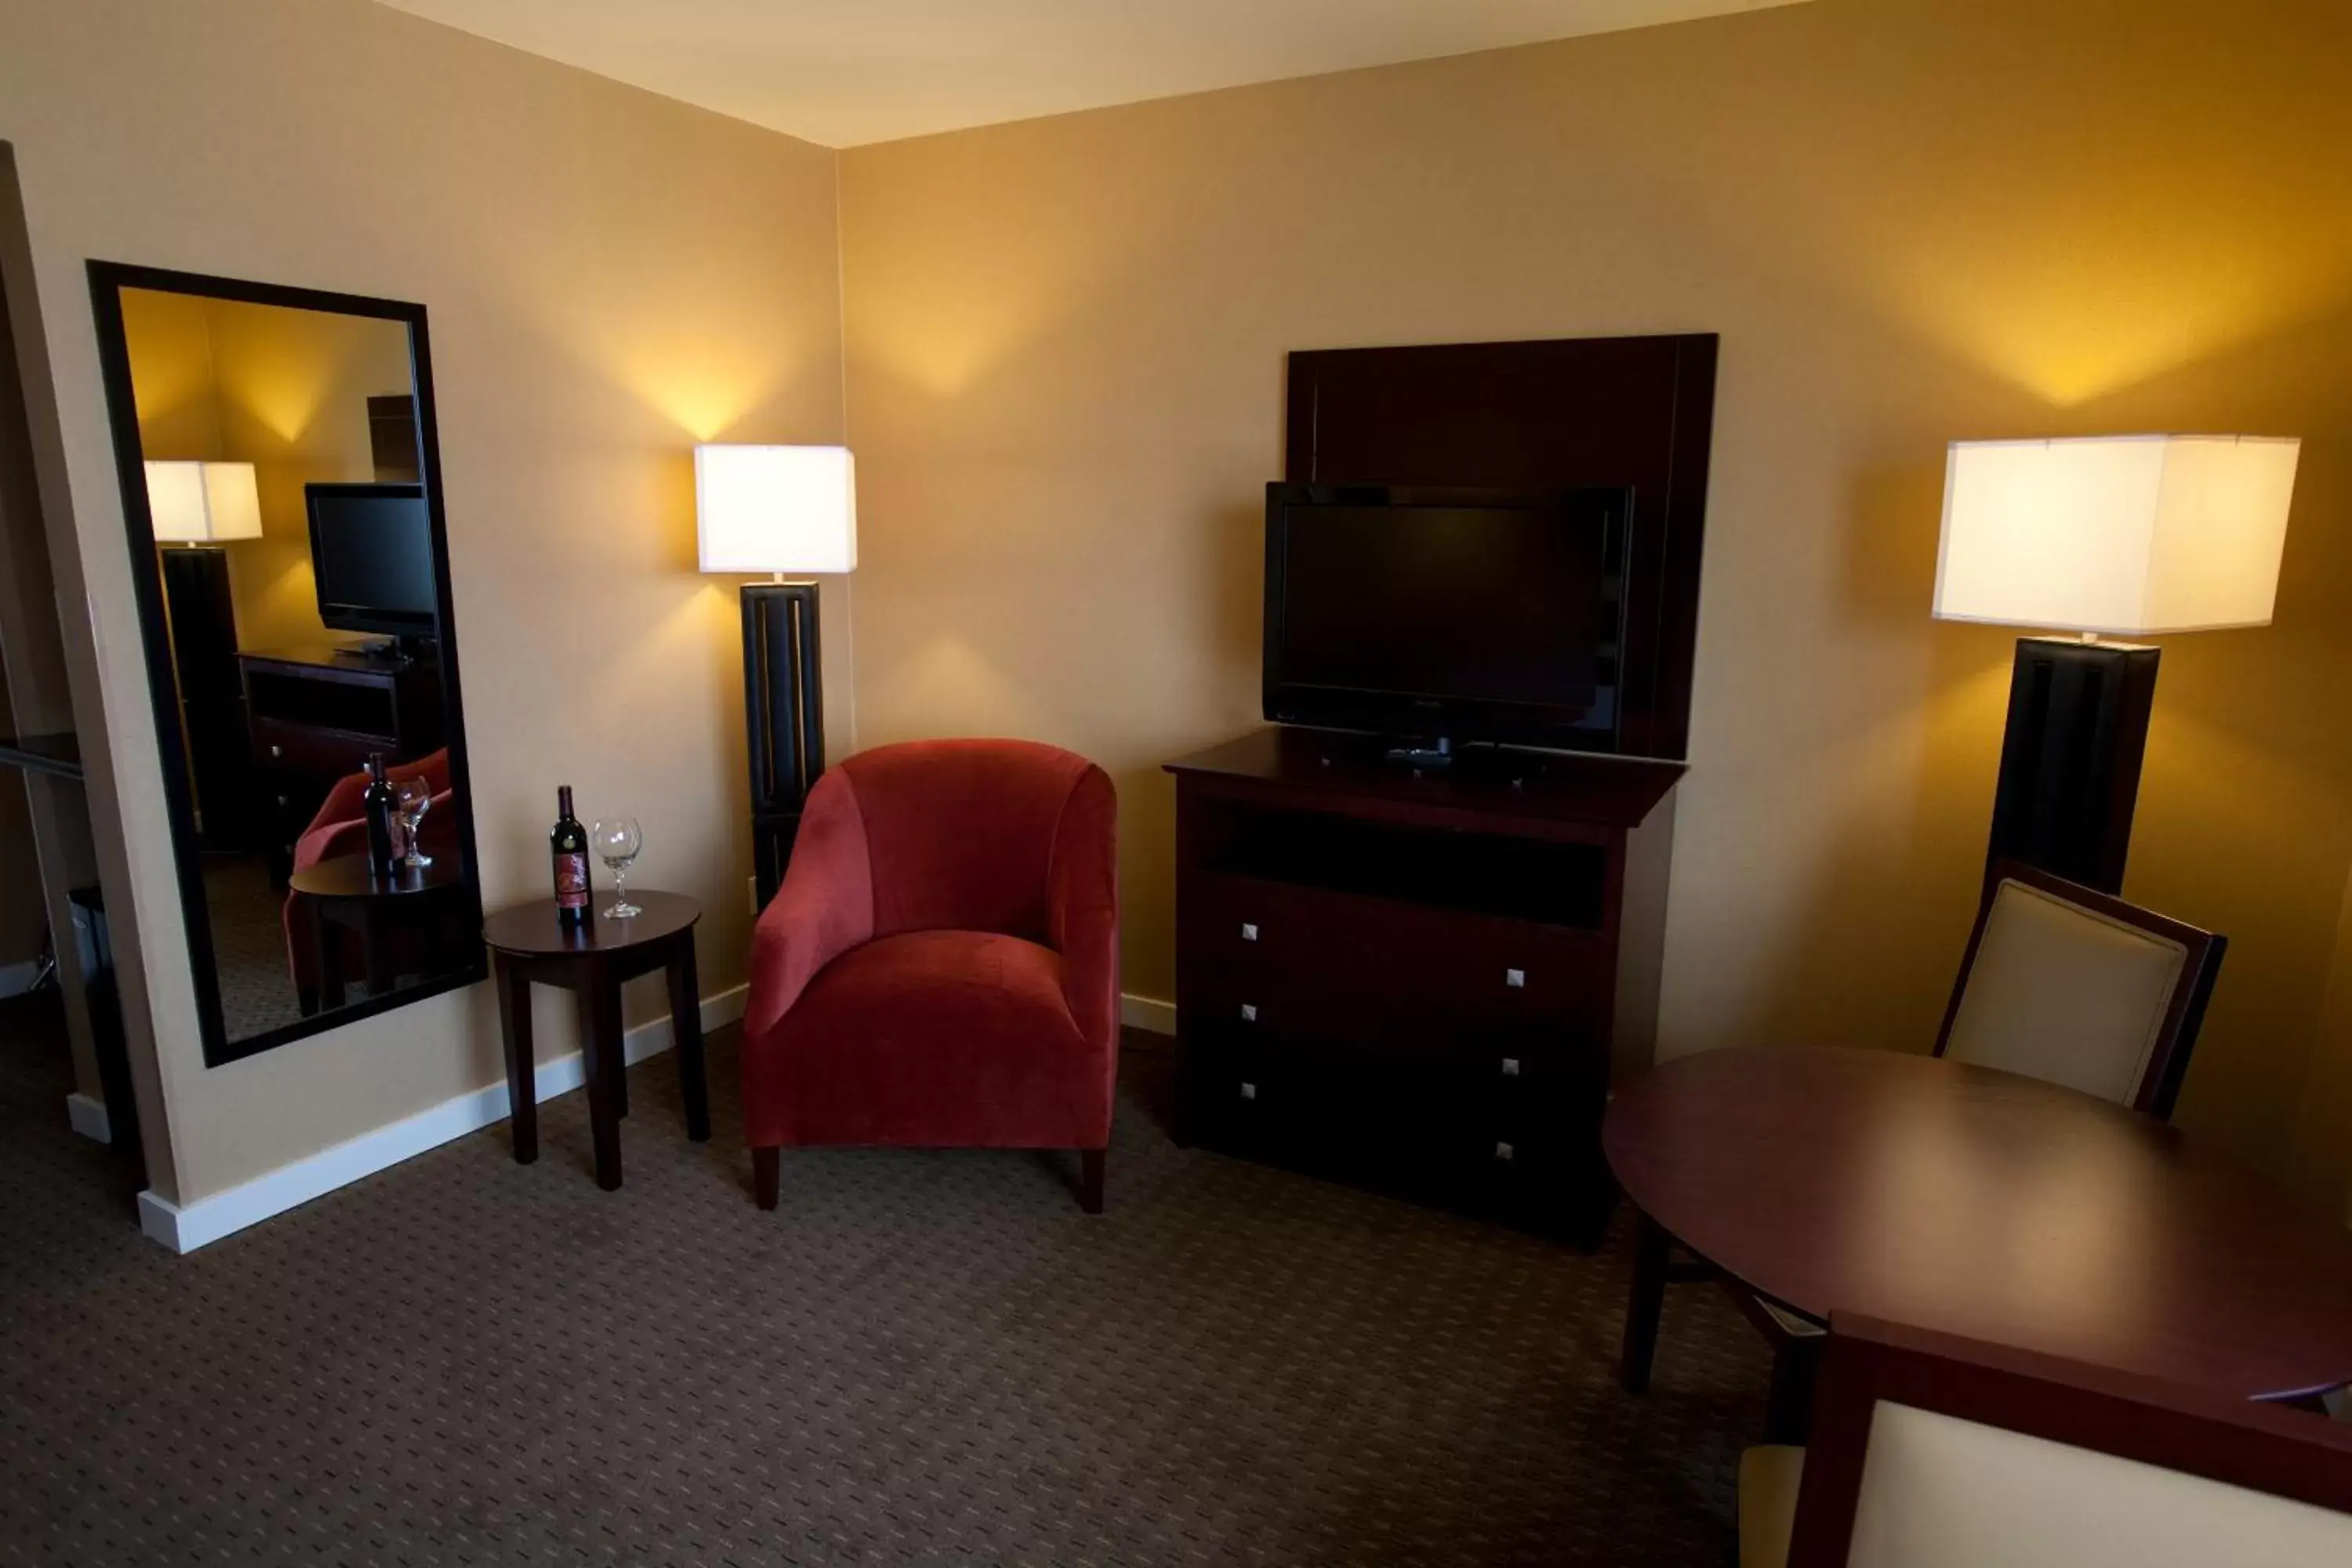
[138,983,747,1254]
[1120,992,1175,1035]
[0,958,39,999]
[66,1091,111,1144]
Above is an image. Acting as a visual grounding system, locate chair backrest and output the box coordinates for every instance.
[1787,1316,2352,1568]
[834,738,1099,942]
[1934,860,2223,1120]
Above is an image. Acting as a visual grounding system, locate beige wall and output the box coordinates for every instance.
[2,0,847,1204]
[840,0,2352,1196]
[2293,873,2352,1221]
[122,290,417,652]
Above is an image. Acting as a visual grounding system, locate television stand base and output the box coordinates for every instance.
[1384,737,1454,769]
[331,635,435,668]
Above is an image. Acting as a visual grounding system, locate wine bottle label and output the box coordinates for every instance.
[555,851,590,909]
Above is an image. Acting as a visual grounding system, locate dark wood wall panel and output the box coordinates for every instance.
[1283,334,1718,760]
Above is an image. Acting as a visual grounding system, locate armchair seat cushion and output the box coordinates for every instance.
[760,929,1104,1150]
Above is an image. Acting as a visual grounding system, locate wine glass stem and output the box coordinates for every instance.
[615,869,626,907]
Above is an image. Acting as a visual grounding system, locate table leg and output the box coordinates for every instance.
[360,906,394,999]
[584,976,624,1191]
[666,934,710,1142]
[1621,1209,1670,1395]
[312,899,345,1011]
[495,956,537,1165]
[1765,1334,1824,1445]
[609,990,630,1120]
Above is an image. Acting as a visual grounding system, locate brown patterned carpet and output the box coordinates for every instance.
[0,990,1768,1565]
[198,853,310,1044]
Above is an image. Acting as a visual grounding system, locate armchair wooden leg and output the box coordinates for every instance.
[1078,1148,1105,1214]
[753,1146,779,1211]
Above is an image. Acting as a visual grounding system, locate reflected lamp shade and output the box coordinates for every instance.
[143,460,263,543]
[695,444,857,575]
[1934,436,2299,637]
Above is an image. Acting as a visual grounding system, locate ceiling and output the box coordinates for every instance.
[373,0,1812,148]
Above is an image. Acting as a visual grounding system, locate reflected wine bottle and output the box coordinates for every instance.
[362,753,398,880]
[551,785,590,930]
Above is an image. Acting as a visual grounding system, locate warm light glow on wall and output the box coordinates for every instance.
[695,445,858,575]
[1934,436,2299,637]
[143,460,263,543]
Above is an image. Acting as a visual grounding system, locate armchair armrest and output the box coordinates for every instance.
[1046,764,1120,1054]
[295,815,372,873]
[294,771,374,869]
[742,773,876,1044]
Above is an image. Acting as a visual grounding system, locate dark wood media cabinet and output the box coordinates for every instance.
[239,643,447,880]
[1167,727,1682,1244]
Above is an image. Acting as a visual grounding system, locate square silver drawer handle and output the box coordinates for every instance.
[1495,1141,1515,1162]
[1241,922,1259,942]
[1501,1057,1521,1077]
[1240,1003,1258,1022]
[1505,967,1526,989]
[1240,1082,1258,1100]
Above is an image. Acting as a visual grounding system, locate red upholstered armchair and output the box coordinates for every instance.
[741,739,1120,1213]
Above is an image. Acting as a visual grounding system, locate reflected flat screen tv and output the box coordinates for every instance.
[306,482,437,639]
[1263,483,1632,752]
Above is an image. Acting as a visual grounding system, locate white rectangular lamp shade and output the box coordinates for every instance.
[695,445,857,575]
[144,460,263,543]
[1934,436,2299,637]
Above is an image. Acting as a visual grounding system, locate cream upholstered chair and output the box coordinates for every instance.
[1732,862,2225,1432]
[1932,861,2223,1119]
[1739,1444,1805,1568]
[1738,1316,2352,1568]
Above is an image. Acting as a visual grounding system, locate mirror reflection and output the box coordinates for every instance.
[100,274,481,1062]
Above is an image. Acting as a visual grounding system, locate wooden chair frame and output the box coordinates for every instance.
[1787,1315,2352,1566]
[1933,859,2225,1121]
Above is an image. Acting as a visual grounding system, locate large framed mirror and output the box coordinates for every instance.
[87,263,482,1066]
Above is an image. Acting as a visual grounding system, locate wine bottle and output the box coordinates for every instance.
[362,753,398,880]
[551,785,590,929]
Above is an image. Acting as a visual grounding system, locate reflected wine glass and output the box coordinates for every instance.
[393,777,433,870]
[593,817,642,919]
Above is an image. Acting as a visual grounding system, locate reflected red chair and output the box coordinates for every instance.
[741,739,1120,1212]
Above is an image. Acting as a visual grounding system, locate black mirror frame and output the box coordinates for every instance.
[85,260,485,1068]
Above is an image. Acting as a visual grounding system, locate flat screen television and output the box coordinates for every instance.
[1263,483,1633,753]
[306,482,437,640]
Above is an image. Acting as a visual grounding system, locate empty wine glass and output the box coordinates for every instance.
[593,817,642,919]
[393,777,434,870]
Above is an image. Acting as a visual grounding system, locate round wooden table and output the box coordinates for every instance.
[1605,1047,2352,1411]
[484,891,707,1191]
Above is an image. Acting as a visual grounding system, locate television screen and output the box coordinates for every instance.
[307,484,437,637]
[1265,485,1629,748]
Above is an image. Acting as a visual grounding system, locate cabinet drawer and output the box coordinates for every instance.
[1182,974,1606,1083]
[249,717,379,779]
[1184,872,1609,1021]
[1182,1018,1606,1196]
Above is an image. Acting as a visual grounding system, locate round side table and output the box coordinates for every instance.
[289,853,466,1014]
[482,890,707,1191]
